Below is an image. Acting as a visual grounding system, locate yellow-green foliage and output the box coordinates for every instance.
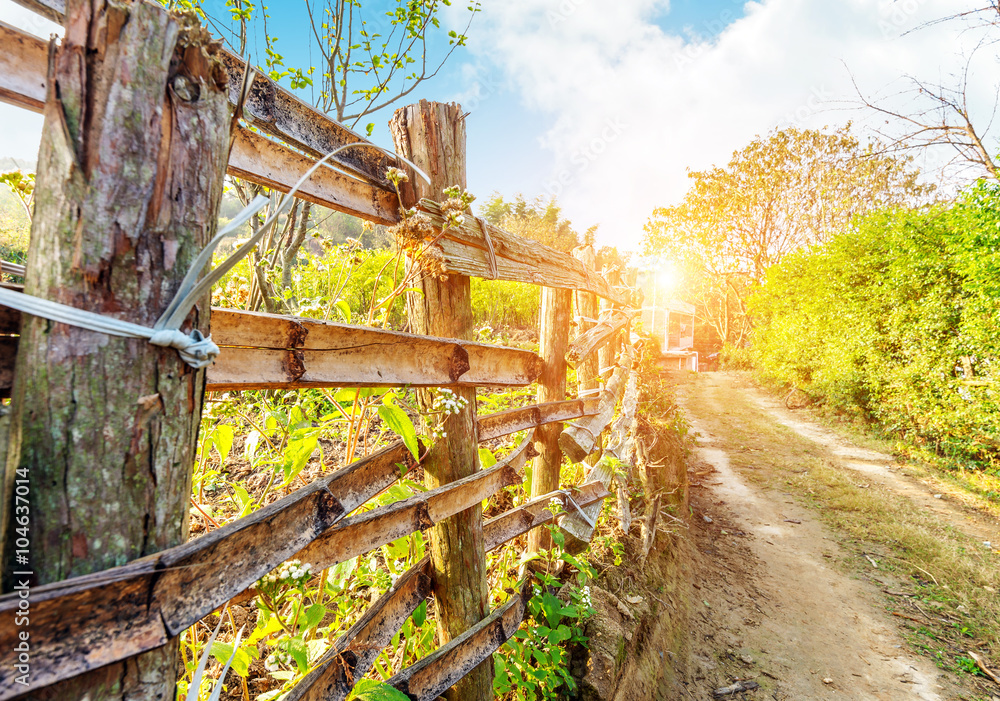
[0,186,29,266]
[751,181,1000,471]
[471,278,540,331]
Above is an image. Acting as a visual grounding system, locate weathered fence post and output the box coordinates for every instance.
[0,2,231,698]
[572,245,600,398]
[389,100,492,700]
[527,287,572,554]
[598,262,623,373]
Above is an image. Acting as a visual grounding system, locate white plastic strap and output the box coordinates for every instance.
[0,141,429,369]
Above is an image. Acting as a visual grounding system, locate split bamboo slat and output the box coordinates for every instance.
[476,398,600,441]
[0,2,639,698]
[287,481,611,701]
[567,309,637,366]
[208,309,542,389]
[558,350,634,464]
[294,433,537,571]
[387,584,530,700]
[9,0,397,187]
[0,306,543,392]
[419,200,629,305]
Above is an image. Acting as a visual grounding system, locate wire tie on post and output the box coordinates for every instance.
[556,489,597,530]
[477,216,499,280]
[0,141,429,369]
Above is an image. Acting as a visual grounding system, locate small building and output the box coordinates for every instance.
[641,298,698,371]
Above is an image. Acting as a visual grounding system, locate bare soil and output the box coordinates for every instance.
[675,371,1000,701]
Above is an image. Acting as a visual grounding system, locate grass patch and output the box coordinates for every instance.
[748,371,1000,520]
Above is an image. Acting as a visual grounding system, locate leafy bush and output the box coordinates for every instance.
[493,526,596,700]
[471,278,540,331]
[719,344,753,370]
[750,180,1000,470]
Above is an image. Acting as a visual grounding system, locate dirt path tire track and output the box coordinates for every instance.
[675,372,985,701]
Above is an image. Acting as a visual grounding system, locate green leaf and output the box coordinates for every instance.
[334,388,359,403]
[231,484,254,518]
[539,591,564,628]
[286,636,309,673]
[517,552,541,567]
[213,424,235,464]
[384,535,409,560]
[303,603,326,631]
[327,557,357,592]
[282,434,318,484]
[548,626,572,645]
[335,299,352,322]
[378,404,419,460]
[349,678,410,701]
[412,600,427,628]
[478,447,497,469]
[209,640,254,677]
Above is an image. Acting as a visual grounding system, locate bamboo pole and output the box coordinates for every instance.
[389,100,492,701]
[527,287,573,554]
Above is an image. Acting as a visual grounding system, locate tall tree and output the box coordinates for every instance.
[480,193,580,252]
[219,0,479,311]
[643,125,932,347]
[852,2,1000,181]
[305,0,479,132]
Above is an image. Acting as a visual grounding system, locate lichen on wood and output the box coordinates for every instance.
[0,1,232,698]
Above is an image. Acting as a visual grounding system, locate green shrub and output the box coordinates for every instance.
[750,180,1000,470]
[471,278,540,331]
[719,344,753,370]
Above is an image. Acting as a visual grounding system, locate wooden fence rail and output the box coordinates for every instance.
[287,481,611,701]
[0,2,647,698]
[0,396,603,698]
[0,305,544,393]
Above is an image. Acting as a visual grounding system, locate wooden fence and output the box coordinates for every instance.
[0,2,641,698]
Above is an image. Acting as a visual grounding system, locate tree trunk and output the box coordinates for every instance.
[389,100,492,701]
[0,2,231,698]
[527,287,572,553]
[281,199,311,306]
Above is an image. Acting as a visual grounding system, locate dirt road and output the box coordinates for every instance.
[675,372,1000,701]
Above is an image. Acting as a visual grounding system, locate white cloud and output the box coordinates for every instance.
[470,0,998,251]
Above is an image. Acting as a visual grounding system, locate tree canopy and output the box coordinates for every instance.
[480,193,580,252]
[642,125,933,347]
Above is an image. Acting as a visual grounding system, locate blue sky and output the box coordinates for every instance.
[1,0,997,251]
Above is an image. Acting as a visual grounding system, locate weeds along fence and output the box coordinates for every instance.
[0,3,642,699]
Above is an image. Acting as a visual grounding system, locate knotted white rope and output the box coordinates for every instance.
[0,141,429,369]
